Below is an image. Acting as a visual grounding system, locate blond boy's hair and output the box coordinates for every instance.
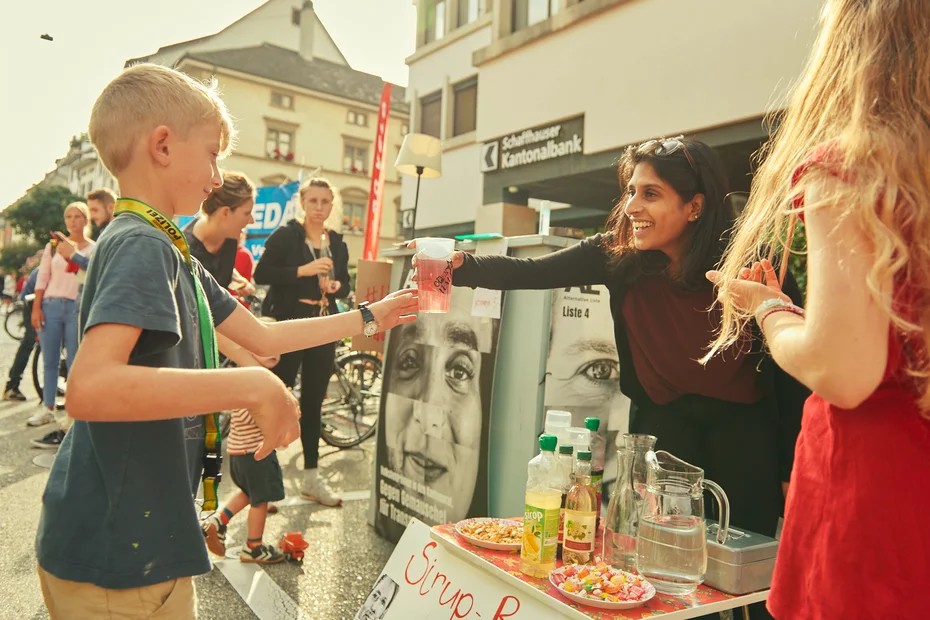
[88,63,236,176]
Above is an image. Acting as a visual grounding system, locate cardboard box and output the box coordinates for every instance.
[474,202,538,237]
[351,259,393,354]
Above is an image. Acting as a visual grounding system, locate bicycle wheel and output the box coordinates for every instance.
[32,344,68,404]
[320,352,382,449]
[5,308,25,340]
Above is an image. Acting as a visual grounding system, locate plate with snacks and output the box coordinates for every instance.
[549,560,655,610]
[454,518,523,551]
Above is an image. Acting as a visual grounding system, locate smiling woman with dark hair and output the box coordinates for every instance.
[442,138,809,577]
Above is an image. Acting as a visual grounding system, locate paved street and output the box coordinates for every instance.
[0,332,393,620]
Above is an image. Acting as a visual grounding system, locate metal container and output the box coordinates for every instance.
[704,521,779,595]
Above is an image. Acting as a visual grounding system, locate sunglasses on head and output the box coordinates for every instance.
[637,136,700,179]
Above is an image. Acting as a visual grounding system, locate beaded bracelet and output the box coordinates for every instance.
[757,304,805,330]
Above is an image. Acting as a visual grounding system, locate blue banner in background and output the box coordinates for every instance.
[246,181,300,261]
[175,181,301,262]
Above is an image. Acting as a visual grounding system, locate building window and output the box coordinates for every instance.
[397,207,405,237]
[292,7,301,25]
[420,91,442,138]
[347,110,368,127]
[458,0,480,27]
[344,143,369,174]
[343,202,367,234]
[266,128,295,161]
[452,77,478,136]
[513,0,557,31]
[424,0,446,44]
[271,91,294,110]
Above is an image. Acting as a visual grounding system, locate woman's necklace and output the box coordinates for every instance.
[306,231,331,316]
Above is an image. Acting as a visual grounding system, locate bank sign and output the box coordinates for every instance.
[480,116,584,173]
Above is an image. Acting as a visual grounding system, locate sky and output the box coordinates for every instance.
[0,0,417,210]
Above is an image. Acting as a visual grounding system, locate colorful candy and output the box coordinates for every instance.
[555,558,651,603]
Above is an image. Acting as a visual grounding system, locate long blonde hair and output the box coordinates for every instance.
[707,0,930,411]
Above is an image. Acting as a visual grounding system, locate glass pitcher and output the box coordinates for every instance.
[603,448,639,571]
[622,433,657,500]
[636,450,729,595]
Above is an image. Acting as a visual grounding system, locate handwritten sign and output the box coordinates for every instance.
[357,519,555,619]
[353,259,393,354]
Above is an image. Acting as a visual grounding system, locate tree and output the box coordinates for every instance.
[4,185,82,244]
[0,241,42,276]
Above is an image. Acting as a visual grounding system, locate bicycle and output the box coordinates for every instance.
[32,342,68,404]
[217,343,383,450]
[4,296,28,340]
[320,349,382,449]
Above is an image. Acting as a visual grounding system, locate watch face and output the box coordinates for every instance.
[364,322,378,338]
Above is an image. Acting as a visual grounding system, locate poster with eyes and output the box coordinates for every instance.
[544,285,632,507]
[375,257,502,543]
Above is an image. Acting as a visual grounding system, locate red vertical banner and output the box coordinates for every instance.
[362,83,392,261]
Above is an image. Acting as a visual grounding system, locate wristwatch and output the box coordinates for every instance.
[358,301,379,337]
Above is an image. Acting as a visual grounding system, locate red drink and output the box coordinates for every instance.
[416,257,453,313]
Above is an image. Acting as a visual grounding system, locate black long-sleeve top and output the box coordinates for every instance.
[253,220,350,319]
[453,235,809,481]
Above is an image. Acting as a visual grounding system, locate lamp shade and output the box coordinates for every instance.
[395,133,442,178]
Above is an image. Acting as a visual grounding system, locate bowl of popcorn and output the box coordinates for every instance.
[454,518,523,551]
[549,560,656,610]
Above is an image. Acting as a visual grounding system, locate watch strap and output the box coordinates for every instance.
[359,302,376,325]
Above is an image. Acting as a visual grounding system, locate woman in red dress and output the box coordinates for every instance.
[706,1,930,617]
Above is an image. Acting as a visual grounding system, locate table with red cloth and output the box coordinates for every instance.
[430,523,768,620]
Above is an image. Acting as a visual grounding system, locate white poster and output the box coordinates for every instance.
[544,285,631,501]
[356,519,558,620]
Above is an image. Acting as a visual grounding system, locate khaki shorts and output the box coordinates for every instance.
[38,567,196,619]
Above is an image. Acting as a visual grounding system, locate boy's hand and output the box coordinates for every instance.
[54,233,76,260]
[297,258,334,278]
[249,373,301,460]
[251,353,280,369]
[369,289,418,332]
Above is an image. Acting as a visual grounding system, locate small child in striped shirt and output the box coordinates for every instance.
[202,354,289,565]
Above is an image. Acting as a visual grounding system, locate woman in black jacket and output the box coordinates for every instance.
[254,178,351,507]
[442,139,806,616]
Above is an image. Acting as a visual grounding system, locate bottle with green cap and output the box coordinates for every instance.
[585,417,606,527]
[520,434,562,578]
[556,444,574,558]
[563,450,598,565]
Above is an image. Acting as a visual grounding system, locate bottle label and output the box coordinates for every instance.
[523,503,559,564]
[564,509,597,552]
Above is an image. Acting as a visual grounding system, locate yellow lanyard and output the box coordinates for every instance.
[114,198,223,512]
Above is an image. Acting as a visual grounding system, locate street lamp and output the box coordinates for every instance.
[395,133,442,238]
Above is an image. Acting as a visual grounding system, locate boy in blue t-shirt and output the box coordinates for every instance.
[35,63,417,619]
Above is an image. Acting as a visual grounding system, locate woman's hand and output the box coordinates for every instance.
[31,306,44,331]
[318,276,341,294]
[297,258,334,278]
[405,241,465,280]
[368,289,419,332]
[707,259,791,314]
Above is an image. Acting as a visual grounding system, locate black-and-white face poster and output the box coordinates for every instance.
[375,258,501,543]
[544,286,631,494]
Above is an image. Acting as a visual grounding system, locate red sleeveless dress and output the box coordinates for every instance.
[767,149,930,618]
